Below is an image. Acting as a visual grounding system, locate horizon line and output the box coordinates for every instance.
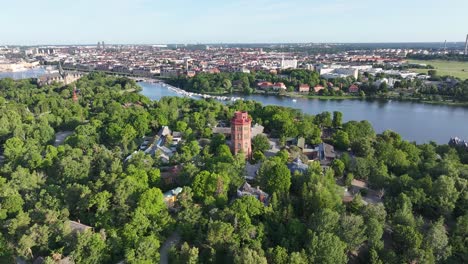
[2,40,468,47]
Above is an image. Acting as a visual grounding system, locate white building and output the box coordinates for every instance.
[281,58,298,69]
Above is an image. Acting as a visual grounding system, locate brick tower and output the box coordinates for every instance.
[231,111,252,158]
[72,86,78,102]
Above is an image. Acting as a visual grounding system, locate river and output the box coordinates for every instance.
[0,67,48,79]
[139,81,468,144]
[1,69,467,144]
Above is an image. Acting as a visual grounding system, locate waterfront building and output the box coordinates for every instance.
[298,84,310,92]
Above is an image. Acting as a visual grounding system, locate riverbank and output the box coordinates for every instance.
[139,81,468,144]
[167,87,468,106]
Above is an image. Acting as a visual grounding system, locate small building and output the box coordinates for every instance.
[348,84,359,93]
[257,81,273,89]
[69,220,92,234]
[237,182,269,205]
[161,165,182,185]
[172,131,183,144]
[288,157,309,175]
[272,82,287,90]
[313,85,325,93]
[298,84,310,92]
[313,143,336,163]
[163,187,183,207]
[158,126,172,137]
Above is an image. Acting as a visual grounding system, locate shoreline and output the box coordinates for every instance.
[160,85,468,107]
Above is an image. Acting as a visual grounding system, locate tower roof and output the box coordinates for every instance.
[231,111,251,125]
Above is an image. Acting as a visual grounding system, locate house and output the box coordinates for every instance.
[288,157,309,175]
[161,165,182,185]
[257,81,273,89]
[237,182,269,205]
[272,82,287,90]
[163,187,183,207]
[157,145,175,163]
[348,84,359,93]
[298,84,310,92]
[158,126,172,137]
[69,220,92,234]
[312,143,336,163]
[186,71,196,77]
[172,131,183,144]
[313,85,325,93]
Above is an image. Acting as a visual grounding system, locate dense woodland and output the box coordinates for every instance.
[0,73,467,263]
[167,70,355,94]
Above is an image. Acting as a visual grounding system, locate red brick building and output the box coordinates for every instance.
[231,111,252,158]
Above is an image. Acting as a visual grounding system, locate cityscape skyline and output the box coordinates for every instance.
[1,0,468,45]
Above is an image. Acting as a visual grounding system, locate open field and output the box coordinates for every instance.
[408,59,468,79]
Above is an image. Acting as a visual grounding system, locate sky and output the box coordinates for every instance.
[1,0,467,45]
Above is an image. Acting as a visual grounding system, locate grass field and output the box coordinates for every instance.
[408,59,468,80]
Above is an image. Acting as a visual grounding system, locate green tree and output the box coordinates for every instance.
[252,134,270,153]
[125,235,160,264]
[367,218,384,250]
[332,111,343,128]
[424,218,451,261]
[308,232,347,264]
[257,157,291,195]
[431,175,459,216]
[331,159,345,177]
[234,247,267,264]
[333,130,350,150]
[267,246,288,264]
[71,231,109,264]
[338,214,367,251]
[176,242,199,264]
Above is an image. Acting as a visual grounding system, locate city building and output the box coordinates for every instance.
[231,111,252,158]
[281,57,298,69]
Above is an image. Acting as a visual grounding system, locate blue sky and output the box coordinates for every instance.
[1,0,467,45]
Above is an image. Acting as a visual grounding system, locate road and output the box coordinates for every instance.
[159,232,181,264]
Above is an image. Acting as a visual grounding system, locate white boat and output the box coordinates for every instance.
[292,99,297,102]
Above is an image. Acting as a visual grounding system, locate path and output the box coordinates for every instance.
[159,232,181,264]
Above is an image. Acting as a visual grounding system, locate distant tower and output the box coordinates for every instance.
[465,34,468,55]
[97,41,101,49]
[231,111,252,158]
[102,41,106,49]
[185,58,189,72]
[444,40,447,51]
[72,85,78,102]
[58,61,64,78]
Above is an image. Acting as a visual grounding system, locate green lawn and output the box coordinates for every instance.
[408,59,468,80]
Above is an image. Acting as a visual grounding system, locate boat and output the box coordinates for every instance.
[292,99,297,102]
